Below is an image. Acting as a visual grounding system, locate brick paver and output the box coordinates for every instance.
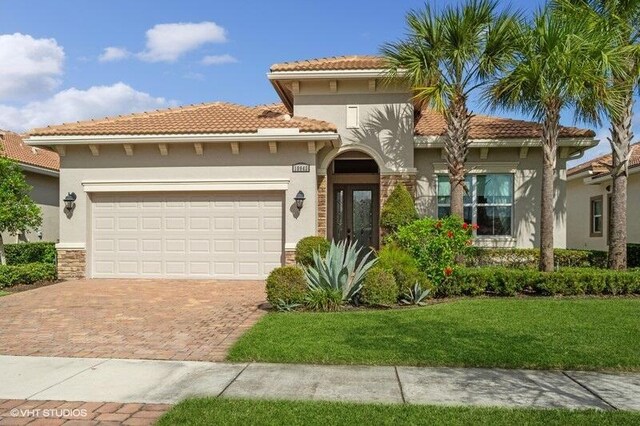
[0,279,266,361]
[0,400,170,425]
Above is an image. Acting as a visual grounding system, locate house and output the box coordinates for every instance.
[566,142,640,251]
[1,130,60,243]
[25,55,596,280]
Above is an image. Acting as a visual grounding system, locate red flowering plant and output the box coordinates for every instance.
[392,216,474,285]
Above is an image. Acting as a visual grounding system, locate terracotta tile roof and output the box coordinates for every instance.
[568,142,640,177]
[270,55,386,72]
[414,107,595,139]
[29,102,337,137]
[0,131,59,171]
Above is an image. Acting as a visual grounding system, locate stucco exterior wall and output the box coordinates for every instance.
[567,171,640,250]
[414,147,568,248]
[1,170,59,243]
[293,80,415,174]
[57,141,318,257]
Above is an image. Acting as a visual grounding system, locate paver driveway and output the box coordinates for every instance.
[0,279,266,361]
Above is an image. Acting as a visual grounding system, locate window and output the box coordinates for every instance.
[346,105,359,128]
[590,195,603,237]
[437,174,513,236]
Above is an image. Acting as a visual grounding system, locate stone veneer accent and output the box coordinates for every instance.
[284,250,296,266]
[317,175,327,237]
[380,173,417,208]
[57,249,86,280]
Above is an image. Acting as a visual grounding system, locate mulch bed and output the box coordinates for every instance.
[3,280,59,295]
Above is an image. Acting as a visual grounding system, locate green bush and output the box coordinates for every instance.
[465,248,611,269]
[443,267,640,298]
[305,288,343,311]
[265,266,307,306]
[380,184,418,234]
[295,236,330,266]
[361,267,398,306]
[377,244,432,296]
[0,262,57,288]
[5,242,56,265]
[393,216,474,284]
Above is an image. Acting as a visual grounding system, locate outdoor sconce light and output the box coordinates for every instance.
[63,192,77,211]
[294,191,306,210]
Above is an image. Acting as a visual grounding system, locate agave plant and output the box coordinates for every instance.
[304,239,377,303]
[401,283,432,306]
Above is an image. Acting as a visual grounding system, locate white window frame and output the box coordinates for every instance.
[437,173,514,237]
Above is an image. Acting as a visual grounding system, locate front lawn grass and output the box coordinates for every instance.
[0,290,9,297]
[228,298,640,370]
[157,398,640,426]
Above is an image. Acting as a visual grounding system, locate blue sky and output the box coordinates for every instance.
[1,0,636,163]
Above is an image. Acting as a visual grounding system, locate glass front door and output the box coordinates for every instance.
[333,184,379,250]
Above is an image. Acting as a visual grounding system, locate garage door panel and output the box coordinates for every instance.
[92,192,283,279]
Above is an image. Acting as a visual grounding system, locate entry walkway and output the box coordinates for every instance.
[1,355,639,412]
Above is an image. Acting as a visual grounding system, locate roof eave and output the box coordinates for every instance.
[414,136,597,148]
[267,69,401,80]
[18,162,59,177]
[25,131,340,146]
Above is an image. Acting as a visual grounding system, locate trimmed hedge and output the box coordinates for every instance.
[361,267,398,306]
[377,244,432,296]
[295,236,330,266]
[465,248,608,269]
[5,242,56,265]
[0,262,57,289]
[380,183,418,234]
[440,267,640,298]
[265,266,308,306]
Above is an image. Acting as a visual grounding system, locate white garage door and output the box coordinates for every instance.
[91,192,283,279]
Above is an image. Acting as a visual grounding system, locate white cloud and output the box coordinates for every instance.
[138,22,227,62]
[0,83,169,132]
[99,47,131,62]
[0,33,64,101]
[201,54,237,65]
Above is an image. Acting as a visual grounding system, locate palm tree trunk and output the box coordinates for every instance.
[444,95,472,219]
[0,233,6,265]
[539,106,559,272]
[608,94,633,270]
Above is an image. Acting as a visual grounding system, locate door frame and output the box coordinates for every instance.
[332,183,380,249]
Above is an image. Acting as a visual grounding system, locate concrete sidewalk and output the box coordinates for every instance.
[1,355,639,411]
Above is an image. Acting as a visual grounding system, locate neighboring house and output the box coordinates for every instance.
[0,130,60,243]
[25,55,596,280]
[567,143,640,251]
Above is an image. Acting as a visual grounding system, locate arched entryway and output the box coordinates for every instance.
[326,151,381,249]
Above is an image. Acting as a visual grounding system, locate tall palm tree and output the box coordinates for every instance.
[382,0,521,219]
[561,0,640,270]
[488,5,628,271]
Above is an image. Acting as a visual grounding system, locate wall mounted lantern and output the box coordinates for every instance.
[63,192,77,211]
[294,191,306,210]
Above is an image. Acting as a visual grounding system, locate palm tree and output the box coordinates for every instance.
[382,0,521,219]
[561,0,640,270]
[488,5,628,271]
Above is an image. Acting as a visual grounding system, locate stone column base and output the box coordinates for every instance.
[284,250,296,266]
[57,249,86,280]
[317,175,327,238]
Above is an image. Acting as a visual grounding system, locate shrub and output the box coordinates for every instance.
[361,267,398,306]
[400,283,432,305]
[380,184,418,234]
[5,242,56,265]
[304,240,377,304]
[442,267,640,298]
[393,216,474,284]
[0,262,56,288]
[465,248,610,269]
[377,244,432,296]
[305,288,343,311]
[265,266,307,306]
[295,236,330,266]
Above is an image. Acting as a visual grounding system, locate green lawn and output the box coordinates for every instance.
[0,290,9,297]
[228,298,640,370]
[158,398,640,426]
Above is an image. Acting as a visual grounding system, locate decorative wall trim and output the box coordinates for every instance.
[415,136,597,148]
[55,242,86,250]
[432,162,520,174]
[82,179,290,193]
